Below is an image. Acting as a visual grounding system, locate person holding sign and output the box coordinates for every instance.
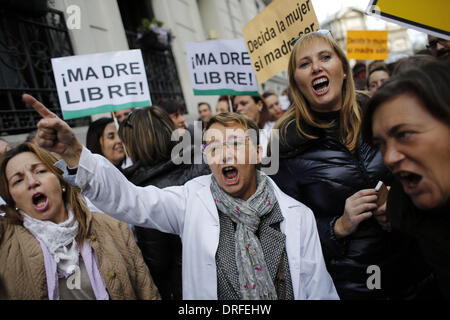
[24,93,338,300]
[271,31,432,299]
[0,142,159,300]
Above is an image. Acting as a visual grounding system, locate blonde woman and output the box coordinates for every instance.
[271,30,434,299]
[0,143,159,300]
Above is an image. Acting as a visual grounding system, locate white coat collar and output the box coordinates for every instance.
[190,173,305,300]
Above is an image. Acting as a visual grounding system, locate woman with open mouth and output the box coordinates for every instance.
[23,93,340,300]
[271,30,435,299]
[0,143,159,300]
[363,60,450,299]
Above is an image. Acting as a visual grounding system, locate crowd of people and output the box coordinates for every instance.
[0,31,449,301]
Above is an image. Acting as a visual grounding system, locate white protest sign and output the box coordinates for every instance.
[186,39,258,96]
[51,49,151,120]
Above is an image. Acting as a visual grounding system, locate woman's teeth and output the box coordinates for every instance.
[313,77,328,86]
[36,200,46,208]
[223,167,237,178]
[32,194,48,210]
[312,77,329,93]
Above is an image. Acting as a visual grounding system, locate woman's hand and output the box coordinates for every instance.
[23,94,83,168]
[334,189,378,239]
[373,202,392,232]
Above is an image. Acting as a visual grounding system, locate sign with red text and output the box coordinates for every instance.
[186,39,258,96]
[51,50,151,120]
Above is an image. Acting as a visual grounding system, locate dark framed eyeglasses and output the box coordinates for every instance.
[291,29,330,46]
[201,136,250,156]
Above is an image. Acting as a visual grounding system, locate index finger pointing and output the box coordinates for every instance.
[22,94,57,119]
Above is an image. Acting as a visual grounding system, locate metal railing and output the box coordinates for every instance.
[125,30,185,107]
[0,7,90,135]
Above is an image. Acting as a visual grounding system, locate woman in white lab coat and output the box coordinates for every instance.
[26,94,338,300]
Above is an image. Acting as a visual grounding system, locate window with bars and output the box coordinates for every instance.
[118,0,185,110]
[0,5,90,135]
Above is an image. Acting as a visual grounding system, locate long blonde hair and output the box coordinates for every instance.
[275,32,361,152]
[0,143,89,246]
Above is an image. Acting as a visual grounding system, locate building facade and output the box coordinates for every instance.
[148,0,287,118]
[0,0,288,142]
[321,7,413,64]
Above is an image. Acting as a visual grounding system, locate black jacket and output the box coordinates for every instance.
[386,180,449,299]
[124,146,211,300]
[271,115,433,299]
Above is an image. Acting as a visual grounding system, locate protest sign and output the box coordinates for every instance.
[366,0,449,40]
[347,30,388,60]
[51,49,151,120]
[185,39,258,96]
[243,0,320,84]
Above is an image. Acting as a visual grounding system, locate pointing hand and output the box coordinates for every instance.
[23,93,83,167]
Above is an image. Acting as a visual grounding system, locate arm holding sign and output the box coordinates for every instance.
[24,94,187,235]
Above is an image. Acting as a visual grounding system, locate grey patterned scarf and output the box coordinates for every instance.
[210,170,278,300]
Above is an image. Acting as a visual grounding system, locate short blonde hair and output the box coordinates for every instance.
[203,112,260,146]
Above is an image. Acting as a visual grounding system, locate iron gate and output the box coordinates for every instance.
[0,6,90,135]
[125,30,185,107]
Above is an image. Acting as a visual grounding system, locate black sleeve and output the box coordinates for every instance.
[316,216,348,260]
[271,159,348,260]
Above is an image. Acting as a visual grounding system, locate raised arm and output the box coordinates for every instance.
[25,94,187,235]
[75,147,187,234]
[23,94,83,167]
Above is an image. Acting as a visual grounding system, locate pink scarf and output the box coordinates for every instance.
[38,239,109,300]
